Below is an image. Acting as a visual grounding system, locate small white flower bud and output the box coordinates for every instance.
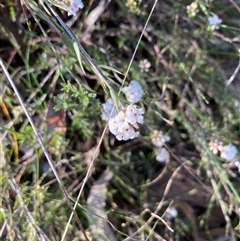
[165,207,178,220]
[156,147,168,163]
[139,59,151,72]
[151,130,170,148]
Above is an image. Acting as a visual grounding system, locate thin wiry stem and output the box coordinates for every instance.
[151,212,174,233]
[225,57,240,86]
[0,59,90,241]
[118,0,159,94]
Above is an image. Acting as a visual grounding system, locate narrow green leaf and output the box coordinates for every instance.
[110,89,119,112]
[61,33,75,55]
[73,40,86,75]
[98,64,124,75]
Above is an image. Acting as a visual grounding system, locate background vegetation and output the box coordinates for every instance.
[0,0,240,240]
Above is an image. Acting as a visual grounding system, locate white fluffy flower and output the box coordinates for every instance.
[108,105,144,141]
[101,99,117,121]
[220,144,238,162]
[123,80,143,103]
[139,59,151,72]
[152,130,170,148]
[208,15,222,30]
[60,0,84,16]
[156,147,168,162]
[164,207,178,220]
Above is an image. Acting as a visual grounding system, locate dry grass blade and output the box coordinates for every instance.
[83,0,111,34]
[118,0,159,92]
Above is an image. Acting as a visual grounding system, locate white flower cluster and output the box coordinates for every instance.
[60,0,84,16]
[151,130,170,163]
[208,139,223,155]
[208,15,222,30]
[186,2,198,17]
[139,59,151,72]
[102,80,144,141]
[123,80,144,103]
[109,105,144,141]
[209,140,238,162]
[101,99,117,121]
